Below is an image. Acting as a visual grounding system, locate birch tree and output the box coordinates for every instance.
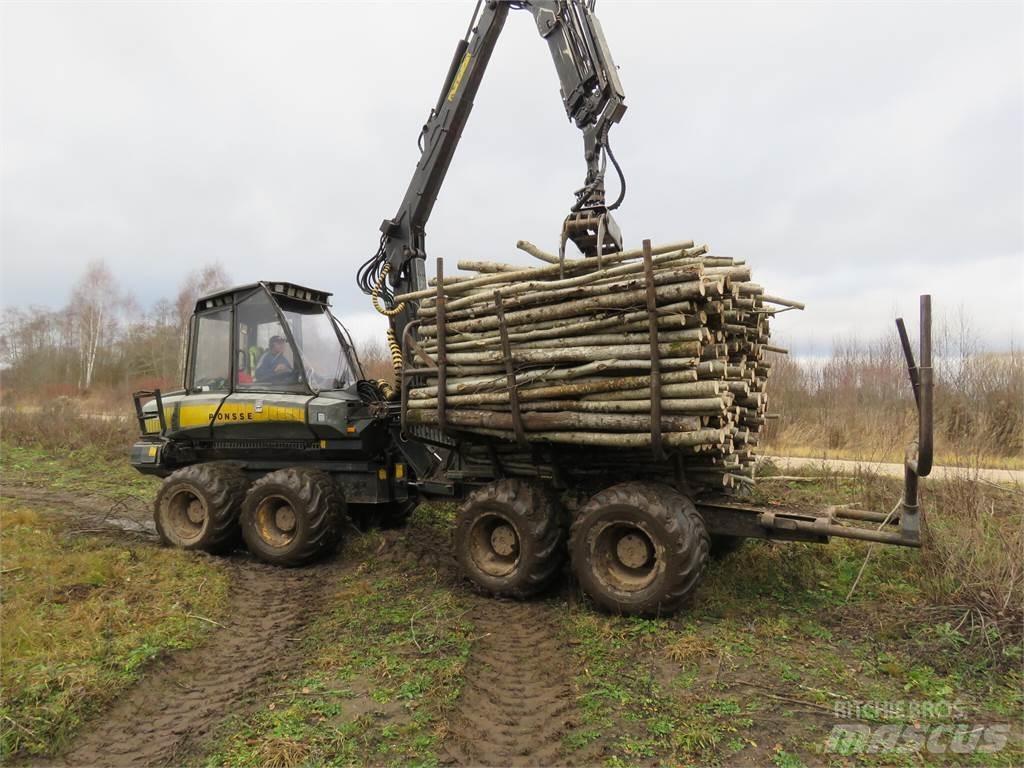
[69,260,120,392]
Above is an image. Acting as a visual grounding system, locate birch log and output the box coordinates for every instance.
[400,238,803,488]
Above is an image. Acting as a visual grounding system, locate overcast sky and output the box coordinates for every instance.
[2,1,1021,353]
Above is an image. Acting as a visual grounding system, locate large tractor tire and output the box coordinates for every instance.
[154,463,248,554]
[569,481,709,617]
[241,468,345,567]
[454,479,565,599]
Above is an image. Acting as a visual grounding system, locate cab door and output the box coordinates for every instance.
[217,287,315,440]
[166,307,232,439]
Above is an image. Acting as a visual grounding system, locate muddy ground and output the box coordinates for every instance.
[5,483,594,767]
[3,476,1021,768]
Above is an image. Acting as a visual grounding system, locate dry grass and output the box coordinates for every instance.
[664,634,717,665]
[764,327,1023,468]
[252,737,311,768]
[921,472,1024,649]
[0,501,229,758]
[753,461,1023,664]
[1,399,136,459]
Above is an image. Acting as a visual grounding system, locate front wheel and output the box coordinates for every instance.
[241,468,345,567]
[570,482,709,617]
[154,463,248,554]
[454,479,565,599]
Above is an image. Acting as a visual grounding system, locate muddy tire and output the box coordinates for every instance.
[241,468,344,567]
[569,481,709,617]
[454,479,565,599]
[154,463,248,554]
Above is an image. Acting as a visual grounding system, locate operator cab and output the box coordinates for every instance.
[189,282,360,396]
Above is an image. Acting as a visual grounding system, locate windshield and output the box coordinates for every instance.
[279,298,358,391]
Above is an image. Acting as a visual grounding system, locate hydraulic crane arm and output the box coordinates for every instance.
[357,0,627,336]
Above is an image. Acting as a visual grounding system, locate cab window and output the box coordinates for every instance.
[191,308,232,392]
[279,297,359,390]
[235,290,304,391]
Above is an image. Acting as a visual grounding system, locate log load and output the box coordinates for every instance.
[398,239,804,489]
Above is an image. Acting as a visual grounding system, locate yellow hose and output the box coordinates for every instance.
[371,263,407,317]
[386,326,403,388]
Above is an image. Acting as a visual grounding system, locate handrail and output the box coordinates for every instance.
[132,389,166,436]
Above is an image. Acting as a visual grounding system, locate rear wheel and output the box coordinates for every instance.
[454,479,565,598]
[154,463,248,554]
[570,481,709,617]
[241,468,345,566]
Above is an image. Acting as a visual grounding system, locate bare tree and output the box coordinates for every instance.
[69,260,121,392]
[172,264,230,379]
[175,265,230,331]
[122,298,181,385]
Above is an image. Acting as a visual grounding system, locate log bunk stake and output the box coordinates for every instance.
[435,257,448,435]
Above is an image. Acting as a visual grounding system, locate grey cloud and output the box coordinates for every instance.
[2,1,1021,352]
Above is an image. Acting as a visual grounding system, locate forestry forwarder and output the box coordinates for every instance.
[131,1,933,616]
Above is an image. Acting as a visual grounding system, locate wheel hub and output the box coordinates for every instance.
[616,532,652,569]
[254,495,299,548]
[468,512,520,577]
[490,524,517,557]
[275,505,296,533]
[164,488,207,544]
[592,522,660,593]
[186,500,206,525]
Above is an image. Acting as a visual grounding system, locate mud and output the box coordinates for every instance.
[57,557,339,767]
[374,520,584,767]
[442,599,577,767]
[2,485,154,536]
[12,482,588,766]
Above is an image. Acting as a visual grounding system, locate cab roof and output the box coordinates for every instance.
[194,281,333,312]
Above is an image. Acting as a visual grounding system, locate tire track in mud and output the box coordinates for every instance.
[376,521,582,766]
[58,559,337,767]
[443,599,577,768]
[1,484,154,534]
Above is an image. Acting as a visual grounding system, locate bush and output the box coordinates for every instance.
[0,405,136,459]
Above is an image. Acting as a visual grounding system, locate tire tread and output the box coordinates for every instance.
[241,468,345,567]
[569,481,709,617]
[154,462,248,553]
[455,479,565,599]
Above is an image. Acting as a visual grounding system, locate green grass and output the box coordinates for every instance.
[203,533,473,768]
[1,443,158,500]
[0,501,229,759]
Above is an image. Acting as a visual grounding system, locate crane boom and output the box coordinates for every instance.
[357,0,627,340]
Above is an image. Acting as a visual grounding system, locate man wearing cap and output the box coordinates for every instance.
[254,335,295,384]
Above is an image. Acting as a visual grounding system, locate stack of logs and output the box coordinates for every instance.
[395,239,803,489]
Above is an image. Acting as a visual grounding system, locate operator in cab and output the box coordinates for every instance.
[255,335,295,384]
